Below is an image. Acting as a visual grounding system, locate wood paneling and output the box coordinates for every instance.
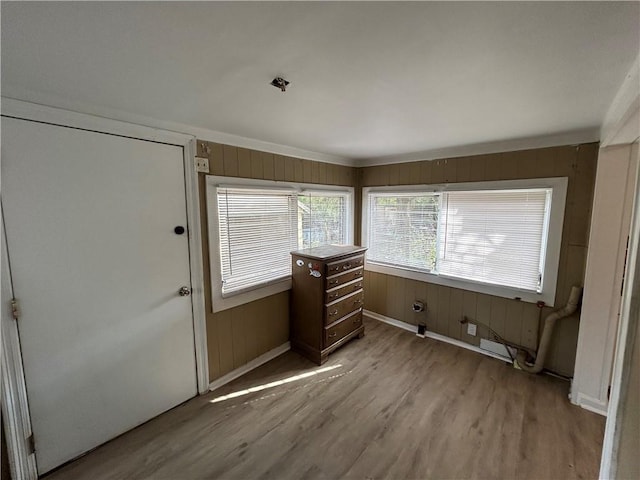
[209,142,224,176]
[435,285,450,336]
[283,156,295,182]
[490,296,508,340]
[521,303,540,351]
[359,143,599,375]
[386,274,405,322]
[461,290,479,346]
[448,288,463,340]
[250,150,263,179]
[237,148,251,178]
[196,141,357,382]
[222,145,239,177]
[273,154,285,179]
[262,152,275,180]
[198,141,596,378]
[46,318,605,480]
[420,160,432,184]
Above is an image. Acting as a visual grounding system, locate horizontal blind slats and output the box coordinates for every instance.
[437,189,549,292]
[216,187,350,296]
[218,188,297,295]
[368,193,439,271]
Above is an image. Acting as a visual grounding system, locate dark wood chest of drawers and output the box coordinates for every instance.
[290,245,367,365]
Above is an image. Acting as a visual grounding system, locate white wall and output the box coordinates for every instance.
[571,144,638,414]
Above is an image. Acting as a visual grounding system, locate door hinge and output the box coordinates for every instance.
[11,298,20,320]
[27,434,35,454]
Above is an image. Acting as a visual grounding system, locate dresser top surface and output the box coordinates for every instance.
[291,245,367,261]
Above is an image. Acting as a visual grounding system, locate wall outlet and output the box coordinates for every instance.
[195,156,209,173]
[467,323,477,336]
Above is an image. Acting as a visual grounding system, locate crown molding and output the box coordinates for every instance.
[2,90,603,170]
[600,53,640,147]
[0,91,352,166]
[354,128,601,167]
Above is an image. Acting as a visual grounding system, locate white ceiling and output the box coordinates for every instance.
[2,2,639,163]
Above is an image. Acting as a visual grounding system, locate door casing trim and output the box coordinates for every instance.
[1,205,39,480]
[0,98,209,477]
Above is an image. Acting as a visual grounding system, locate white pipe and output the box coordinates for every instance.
[516,286,583,374]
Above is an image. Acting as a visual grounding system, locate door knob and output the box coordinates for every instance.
[178,286,191,297]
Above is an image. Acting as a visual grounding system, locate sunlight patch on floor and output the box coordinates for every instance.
[209,364,343,404]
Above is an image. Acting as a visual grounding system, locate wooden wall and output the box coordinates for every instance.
[358,143,599,376]
[196,141,597,379]
[195,141,357,382]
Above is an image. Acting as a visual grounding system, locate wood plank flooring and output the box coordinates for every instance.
[45,317,605,479]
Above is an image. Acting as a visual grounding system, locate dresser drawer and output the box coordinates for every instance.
[325,278,364,303]
[325,290,364,325]
[326,267,364,288]
[325,255,365,276]
[325,310,363,347]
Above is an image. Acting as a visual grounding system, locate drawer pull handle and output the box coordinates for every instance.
[329,293,338,299]
[354,299,362,305]
[353,318,360,324]
[329,280,339,285]
[329,309,339,316]
[354,284,361,289]
[343,264,351,270]
[328,332,337,338]
[354,272,362,277]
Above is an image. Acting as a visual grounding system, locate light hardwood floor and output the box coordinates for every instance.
[46,317,605,479]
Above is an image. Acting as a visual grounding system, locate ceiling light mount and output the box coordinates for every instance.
[270,77,290,92]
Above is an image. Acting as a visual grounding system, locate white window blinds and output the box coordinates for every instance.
[217,187,297,296]
[437,189,550,292]
[367,192,439,271]
[298,191,349,249]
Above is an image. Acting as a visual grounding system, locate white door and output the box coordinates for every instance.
[1,117,198,474]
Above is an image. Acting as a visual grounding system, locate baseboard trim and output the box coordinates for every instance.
[208,342,291,392]
[363,310,513,363]
[571,391,609,416]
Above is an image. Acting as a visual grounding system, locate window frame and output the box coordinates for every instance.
[298,189,353,250]
[362,177,568,306]
[206,176,354,312]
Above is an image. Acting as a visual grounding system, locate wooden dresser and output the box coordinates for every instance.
[290,245,367,365]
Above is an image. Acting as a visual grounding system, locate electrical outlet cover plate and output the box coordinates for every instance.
[467,323,477,336]
[195,156,209,173]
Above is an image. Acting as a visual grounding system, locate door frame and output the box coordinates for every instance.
[599,141,640,479]
[1,98,209,478]
[2,204,39,480]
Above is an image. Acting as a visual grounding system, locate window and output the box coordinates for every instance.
[217,187,298,296]
[363,178,567,305]
[298,191,349,249]
[437,189,549,292]
[207,176,353,311]
[367,192,439,271]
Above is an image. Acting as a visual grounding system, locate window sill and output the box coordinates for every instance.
[212,277,292,313]
[366,262,555,306]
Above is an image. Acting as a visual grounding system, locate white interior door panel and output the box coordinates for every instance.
[1,117,197,474]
